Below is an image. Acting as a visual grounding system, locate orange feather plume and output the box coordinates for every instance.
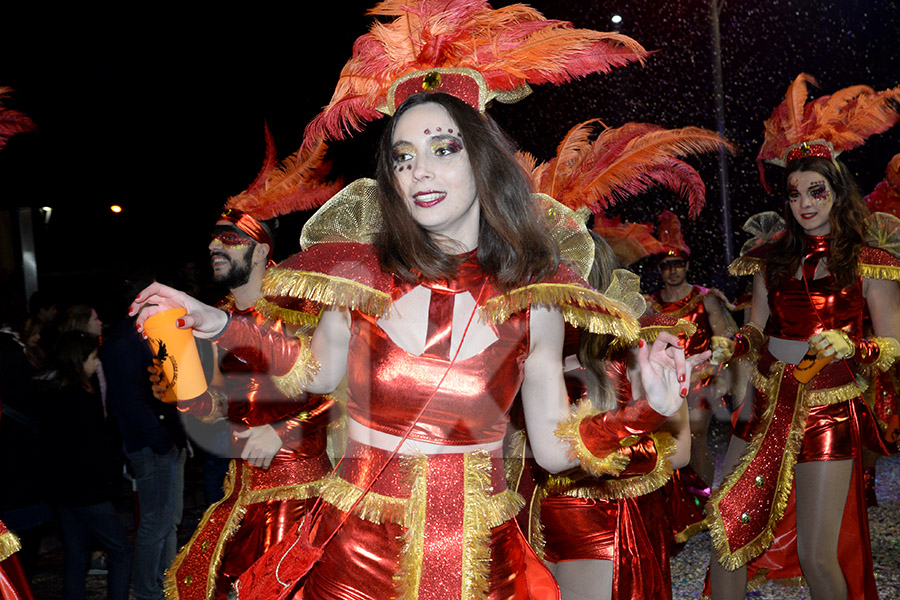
[520,120,733,219]
[301,0,648,151]
[224,132,344,220]
[758,73,900,189]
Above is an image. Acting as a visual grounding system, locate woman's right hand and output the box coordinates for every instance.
[130,282,229,338]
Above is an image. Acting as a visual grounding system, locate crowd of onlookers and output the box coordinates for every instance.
[0,283,228,600]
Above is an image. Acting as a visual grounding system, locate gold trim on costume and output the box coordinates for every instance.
[551,432,675,500]
[728,255,763,276]
[871,336,900,373]
[0,530,21,563]
[264,268,392,317]
[270,334,321,398]
[555,401,630,478]
[255,297,321,327]
[481,283,640,341]
[706,362,811,570]
[461,452,493,600]
[394,456,427,600]
[319,475,410,527]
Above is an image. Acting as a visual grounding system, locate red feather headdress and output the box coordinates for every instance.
[518,119,732,264]
[655,209,690,258]
[218,125,344,258]
[301,0,648,151]
[757,73,900,189]
[865,153,900,219]
[0,87,36,150]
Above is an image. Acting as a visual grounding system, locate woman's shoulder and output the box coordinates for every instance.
[859,212,900,281]
[259,242,394,324]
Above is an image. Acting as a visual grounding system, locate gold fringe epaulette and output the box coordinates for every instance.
[728,255,763,276]
[547,431,676,500]
[0,529,21,562]
[481,283,640,342]
[857,262,900,282]
[270,333,320,398]
[255,297,321,327]
[263,268,392,317]
[555,401,630,478]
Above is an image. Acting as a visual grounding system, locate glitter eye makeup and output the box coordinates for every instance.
[391,143,416,168]
[808,181,831,203]
[430,136,463,156]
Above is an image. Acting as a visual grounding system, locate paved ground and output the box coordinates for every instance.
[24,417,900,599]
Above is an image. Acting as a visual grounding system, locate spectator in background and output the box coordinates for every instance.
[103,276,187,600]
[42,331,131,600]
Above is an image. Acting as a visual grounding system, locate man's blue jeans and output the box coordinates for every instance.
[126,446,185,600]
[57,502,132,600]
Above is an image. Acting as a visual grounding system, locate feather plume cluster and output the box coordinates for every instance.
[302,0,648,150]
[518,119,731,264]
[0,87,36,151]
[758,73,900,183]
[224,127,344,220]
[865,153,900,219]
[521,120,732,219]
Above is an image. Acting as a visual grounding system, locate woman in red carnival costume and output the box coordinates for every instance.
[512,119,728,600]
[706,74,900,599]
[131,3,704,598]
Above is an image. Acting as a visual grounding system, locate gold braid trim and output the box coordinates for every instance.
[0,530,21,562]
[318,474,410,526]
[504,429,528,493]
[872,337,900,373]
[461,452,493,600]
[546,432,675,500]
[481,283,640,341]
[674,519,709,544]
[527,485,549,561]
[244,480,324,505]
[728,255,763,276]
[270,333,320,398]
[394,456,428,600]
[555,401,630,478]
[806,379,867,407]
[648,293,704,319]
[165,460,249,600]
[255,297,320,327]
[263,268,392,316]
[639,319,697,344]
[707,362,811,571]
[858,263,900,282]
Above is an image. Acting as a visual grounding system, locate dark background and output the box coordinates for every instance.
[1,0,898,315]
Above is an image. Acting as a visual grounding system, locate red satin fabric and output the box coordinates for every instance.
[648,285,714,357]
[345,257,529,446]
[541,491,672,600]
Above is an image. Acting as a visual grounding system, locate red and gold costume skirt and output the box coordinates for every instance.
[300,441,558,600]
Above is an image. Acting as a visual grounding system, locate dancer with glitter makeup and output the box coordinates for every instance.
[130,3,708,599]
[706,74,900,600]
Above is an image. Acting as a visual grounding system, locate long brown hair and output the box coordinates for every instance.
[766,156,869,289]
[374,93,558,290]
[577,232,618,411]
[52,331,98,391]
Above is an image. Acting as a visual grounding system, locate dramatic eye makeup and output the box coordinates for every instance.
[430,135,463,156]
[808,181,830,202]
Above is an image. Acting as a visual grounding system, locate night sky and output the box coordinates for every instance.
[0,0,898,315]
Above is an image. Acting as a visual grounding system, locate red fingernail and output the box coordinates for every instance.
[639,339,645,348]
[681,387,688,396]
[134,295,141,302]
[136,323,142,332]
[679,374,685,383]
[678,339,685,347]
[176,318,185,328]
